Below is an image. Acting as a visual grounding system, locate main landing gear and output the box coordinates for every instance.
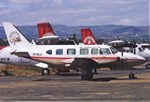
[146,63,150,69]
[80,59,94,80]
[81,66,93,80]
[41,68,50,76]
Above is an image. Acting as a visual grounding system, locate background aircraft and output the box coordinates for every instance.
[37,22,59,45]
[37,22,76,45]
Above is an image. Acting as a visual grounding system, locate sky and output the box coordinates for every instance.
[0,0,149,26]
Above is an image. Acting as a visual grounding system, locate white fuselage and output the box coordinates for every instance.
[15,44,146,69]
[19,45,118,65]
[0,45,146,70]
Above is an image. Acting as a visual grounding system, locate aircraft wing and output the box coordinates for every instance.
[10,51,31,58]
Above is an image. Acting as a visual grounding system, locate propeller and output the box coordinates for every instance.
[121,47,124,72]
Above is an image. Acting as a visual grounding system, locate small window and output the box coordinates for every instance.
[67,49,76,55]
[56,49,63,55]
[91,48,98,55]
[100,48,111,55]
[33,53,36,56]
[80,48,89,55]
[46,50,52,55]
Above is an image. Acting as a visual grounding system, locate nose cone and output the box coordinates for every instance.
[145,49,150,56]
[115,52,146,67]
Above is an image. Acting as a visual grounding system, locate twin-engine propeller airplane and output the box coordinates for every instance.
[2,22,125,80]
[2,22,146,80]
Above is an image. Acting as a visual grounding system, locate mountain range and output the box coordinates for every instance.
[0,24,149,43]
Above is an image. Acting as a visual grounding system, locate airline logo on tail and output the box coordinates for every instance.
[81,28,97,45]
[37,22,55,38]
[9,31,21,45]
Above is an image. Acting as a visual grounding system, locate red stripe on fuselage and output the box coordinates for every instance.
[31,56,118,60]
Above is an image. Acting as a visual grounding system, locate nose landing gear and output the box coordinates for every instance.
[129,72,137,79]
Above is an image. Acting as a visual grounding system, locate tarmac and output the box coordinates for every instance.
[0,66,150,101]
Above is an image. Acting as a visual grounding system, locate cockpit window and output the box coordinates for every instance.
[100,48,111,55]
[110,47,118,54]
[46,50,52,55]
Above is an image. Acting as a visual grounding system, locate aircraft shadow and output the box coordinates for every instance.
[57,72,80,76]
[91,77,117,82]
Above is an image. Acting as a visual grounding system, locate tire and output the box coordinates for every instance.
[41,68,50,76]
[92,68,97,74]
[129,73,135,79]
[81,66,93,80]
[146,64,150,69]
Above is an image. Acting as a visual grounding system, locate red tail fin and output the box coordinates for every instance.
[81,28,97,45]
[37,22,56,38]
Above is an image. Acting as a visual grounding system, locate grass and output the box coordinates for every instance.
[0,65,41,76]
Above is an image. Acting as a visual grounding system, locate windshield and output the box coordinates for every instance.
[110,47,119,54]
[100,48,111,55]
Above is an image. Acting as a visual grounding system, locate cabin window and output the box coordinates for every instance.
[46,50,52,55]
[33,53,36,56]
[91,48,98,55]
[80,48,89,55]
[100,48,111,55]
[67,49,76,55]
[56,49,63,55]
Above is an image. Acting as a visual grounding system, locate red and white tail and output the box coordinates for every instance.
[37,22,56,38]
[81,28,97,45]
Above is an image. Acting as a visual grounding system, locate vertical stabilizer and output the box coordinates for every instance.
[81,28,97,45]
[37,22,55,38]
[3,22,32,50]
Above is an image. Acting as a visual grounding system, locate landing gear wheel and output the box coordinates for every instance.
[41,68,50,76]
[146,64,150,69]
[81,66,93,80]
[92,68,97,74]
[129,73,136,79]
